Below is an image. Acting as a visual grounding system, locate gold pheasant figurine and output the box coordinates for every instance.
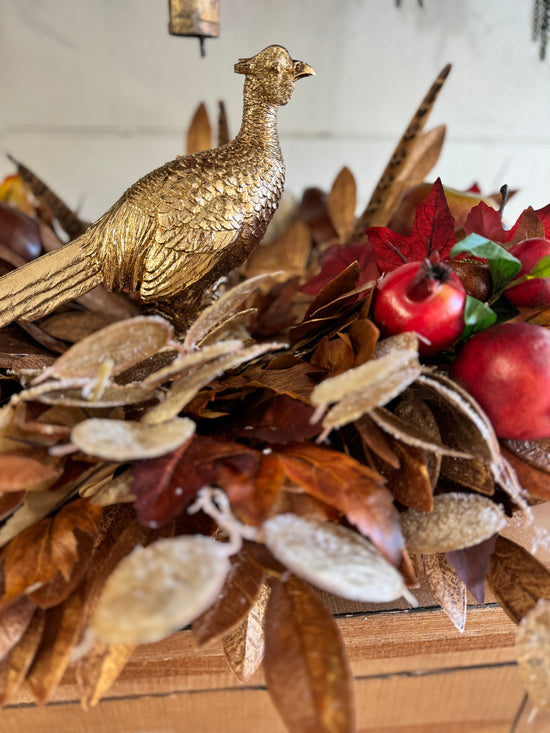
[0,46,314,328]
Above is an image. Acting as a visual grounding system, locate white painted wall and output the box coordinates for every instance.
[1,1,549,227]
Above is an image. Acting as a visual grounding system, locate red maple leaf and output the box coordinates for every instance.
[535,202,550,238]
[464,201,549,245]
[365,178,456,273]
[300,241,379,295]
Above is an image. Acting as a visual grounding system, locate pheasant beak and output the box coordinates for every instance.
[293,60,315,80]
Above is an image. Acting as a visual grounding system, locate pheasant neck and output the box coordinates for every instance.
[236,81,282,158]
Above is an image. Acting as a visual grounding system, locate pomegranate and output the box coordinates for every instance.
[451,322,550,439]
[505,238,550,307]
[372,260,466,355]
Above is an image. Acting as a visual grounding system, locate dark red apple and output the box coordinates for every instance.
[505,238,550,307]
[451,322,550,439]
[372,260,466,355]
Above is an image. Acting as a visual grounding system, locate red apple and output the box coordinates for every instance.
[451,322,550,439]
[505,238,550,307]
[372,260,466,355]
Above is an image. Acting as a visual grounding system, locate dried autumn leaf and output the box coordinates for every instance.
[186,102,212,155]
[487,535,550,624]
[0,453,62,493]
[502,438,550,474]
[71,416,195,461]
[222,581,270,682]
[244,220,311,278]
[375,439,434,512]
[501,447,550,501]
[0,498,103,608]
[0,608,45,707]
[0,596,35,659]
[39,311,116,344]
[143,339,244,387]
[264,574,355,733]
[422,553,467,633]
[35,316,173,382]
[277,443,404,565]
[90,535,231,645]
[446,535,497,605]
[35,383,157,408]
[326,167,356,244]
[516,600,550,710]
[401,493,507,554]
[193,547,266,646]
[76,641,135,710]
[263,514,416,605]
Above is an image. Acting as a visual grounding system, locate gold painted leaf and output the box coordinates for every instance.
[401,493,507,554]
[264,574,355,733]
[186,102,212,155]
[488,536,550,624]
[263,514,416,605]
[222,581,270,682]
[326,167,356,244]
[90,536,230,645]
[193,547,266,646]
[423,553,467,633]
[71,416,195,461]
[516,600,550,711]
[76,641,135,710]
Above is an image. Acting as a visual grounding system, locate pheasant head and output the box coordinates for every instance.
[234,45,314,106]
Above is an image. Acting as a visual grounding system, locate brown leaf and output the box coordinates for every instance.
[186,102,212,155]
[193,547,266,646]
[39,311,116,344]
[0,491,25,521]
[0,498,103,608]
[277,443,404,565]
[244,220,311,278]
[76,641,135,710]
[0,608,45,707]
[217,100,230,146]
[311,335,356,377]
[327,167,357,244]
[401,493,507,554]
[0,453,63,493]
[423,553,467,632]
[226,452,284,526]
[502,438,550,474]
[26,581,89,704]
[501,447,550,501]
[264,574,354,733]
[487,535,550,624]
[347,318,379,365]
[222,581,270,682]
[0,596,35,659]
[375,439,433,512]
[355,415,400,469]
[446,535,497,605]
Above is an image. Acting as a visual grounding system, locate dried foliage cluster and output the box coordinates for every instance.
[0,72,549,731]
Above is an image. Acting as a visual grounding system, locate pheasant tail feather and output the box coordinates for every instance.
[0,239,101,327]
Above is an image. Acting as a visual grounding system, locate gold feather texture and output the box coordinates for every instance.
[0,46,314,328]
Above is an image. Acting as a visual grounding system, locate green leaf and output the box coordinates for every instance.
[527,254,550,279]
[450,234,521,292]
[459,295,497,341]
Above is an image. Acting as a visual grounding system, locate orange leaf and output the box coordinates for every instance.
[186,102,212,155]
[0,498,103,608]
[0,453,62,493]
[277,443,404,565]
[264,574,354,733]
[76,641,135,710]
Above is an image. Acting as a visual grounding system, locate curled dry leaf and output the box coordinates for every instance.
[34,316,173,383]
[222,581,270,682]
[71,416,196,461]
[142,343,282,425]
[401,493,507,554]
[263,514,416,605]
[90,535,231,645]
[516,600,550,711]
[422,553,467,633]
[264,574,355,733]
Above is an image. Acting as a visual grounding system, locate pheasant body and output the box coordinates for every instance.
[0,46,313,327]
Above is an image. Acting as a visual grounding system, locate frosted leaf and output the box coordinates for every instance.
[90,535,231,645]
[517,600,550,711]
[401,492,507,554]
[71,417,195,461]
[263,513,416,605]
